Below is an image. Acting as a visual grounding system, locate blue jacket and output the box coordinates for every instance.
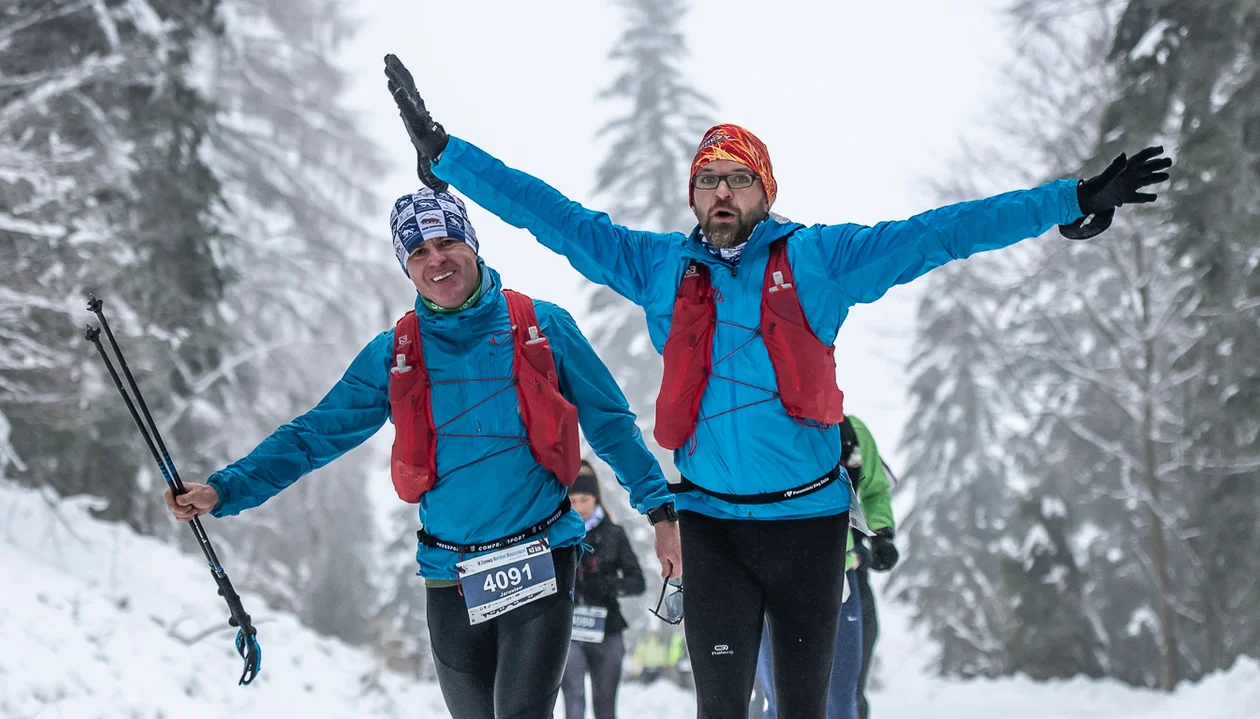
[207,264,671,580]
[431,136,1084,521]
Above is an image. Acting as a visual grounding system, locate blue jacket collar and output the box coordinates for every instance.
[681,213,803,267]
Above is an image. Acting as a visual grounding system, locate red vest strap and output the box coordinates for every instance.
[654,263,716,450]
[761,240,845,425]
[503,290,581,487]
[388,311,436,503]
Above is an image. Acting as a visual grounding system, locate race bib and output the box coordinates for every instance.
[571,605,609,643]
[456,538,557,625]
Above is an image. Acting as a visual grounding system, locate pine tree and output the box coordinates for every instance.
[587,0,714,462]
[374,503,436,679]
[1001,488,1106,680]
[178,0,393,459]
[258,459,378,646]
[177,0,392,646]
[2,0,394,645]
[894,255,1024,677]
[0,0,231,530]
[900,0,1260,689]
[1095,0,1260,686]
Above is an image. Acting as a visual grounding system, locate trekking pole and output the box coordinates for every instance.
[85,296,261,685]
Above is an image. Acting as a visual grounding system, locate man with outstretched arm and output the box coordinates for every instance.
[167,188,682,719]
[383,52,1170,719]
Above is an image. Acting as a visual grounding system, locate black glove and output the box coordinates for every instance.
[416,155,448,195]
[1059,146,1172,240]
[384,54,450,191]
[869,527,899,572]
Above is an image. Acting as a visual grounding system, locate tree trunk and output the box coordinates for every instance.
[1137,237,1180,691]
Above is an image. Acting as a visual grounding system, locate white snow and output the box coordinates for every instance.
[0,411,19,478]
[1129,20,1172,63]
[1040,495,1068,518]
[1,480,1257,718]
[0,483,448,719]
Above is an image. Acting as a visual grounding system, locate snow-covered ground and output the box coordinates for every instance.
[868,568,1260,719]
[1,480,1256,718]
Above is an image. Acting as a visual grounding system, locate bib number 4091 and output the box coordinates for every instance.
[483,563,534,592]
[456,539,557,625]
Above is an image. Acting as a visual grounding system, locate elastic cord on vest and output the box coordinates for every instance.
[654,231,846,451]
[417,497,572,554]
[667,465,840,505]
[388,289,580,504]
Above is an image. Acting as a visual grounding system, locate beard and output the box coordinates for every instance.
[700,202,766,248]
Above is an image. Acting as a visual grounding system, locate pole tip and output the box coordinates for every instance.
[84,325,101,342]
[86,295,102,313]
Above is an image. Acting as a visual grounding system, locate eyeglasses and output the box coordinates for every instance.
[691,173,758,191]
[650,577,684,625]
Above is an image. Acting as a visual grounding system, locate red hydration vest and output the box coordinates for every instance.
[388,289,580,503]
[654,238,845,450]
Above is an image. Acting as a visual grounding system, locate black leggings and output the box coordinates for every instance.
[680,510,848,719]
[426,546,578,719]
[561,632,626,719]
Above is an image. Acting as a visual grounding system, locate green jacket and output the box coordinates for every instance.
[845,415,895,570]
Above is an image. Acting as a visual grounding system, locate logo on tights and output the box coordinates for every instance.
[711,644,734,656]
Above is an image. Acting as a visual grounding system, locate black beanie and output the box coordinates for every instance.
[569,471,601,503]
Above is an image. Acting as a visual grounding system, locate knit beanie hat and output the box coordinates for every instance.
[569,460,601,503]
[390,188,479,275]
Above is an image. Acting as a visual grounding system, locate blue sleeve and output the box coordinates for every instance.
[540,303,672,514]
[432,136,680,308]
[207,331,393,517]
[820,179,1083,304]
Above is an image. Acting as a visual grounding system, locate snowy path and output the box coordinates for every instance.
[1,483,1255,719]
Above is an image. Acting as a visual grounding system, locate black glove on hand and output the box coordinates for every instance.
[384,54,450,191]
[1059,146,1172,240]
[416,155,448,194]
[869,527,899,572]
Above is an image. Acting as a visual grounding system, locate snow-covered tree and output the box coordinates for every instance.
[898,0,1260,689]
[1,0,393,646]
[587,0,714,467]
[179,0,394,646]
[0,0,231,529]
[374,502,437,680]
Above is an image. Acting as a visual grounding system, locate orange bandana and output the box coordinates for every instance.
[689,123,777,207]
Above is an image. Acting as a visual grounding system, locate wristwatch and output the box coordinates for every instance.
[646,502,678,525]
